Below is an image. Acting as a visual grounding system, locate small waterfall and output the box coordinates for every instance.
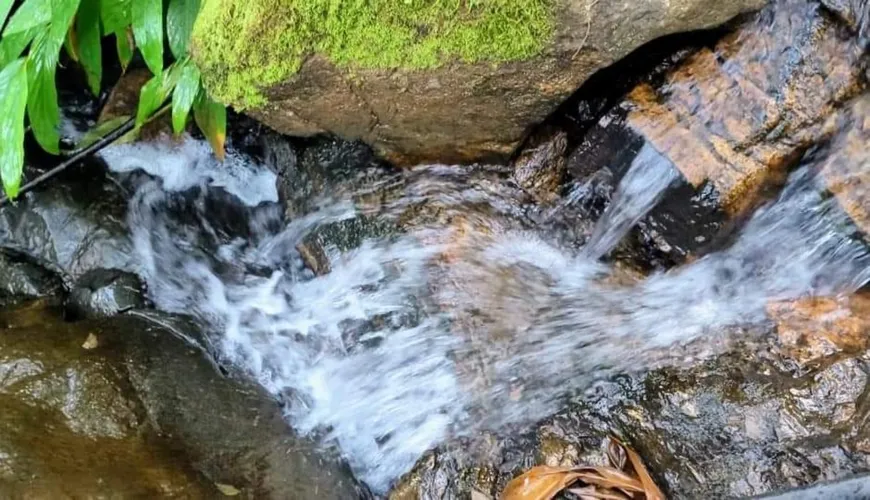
[582,144,679,259]
[102,137,869,492]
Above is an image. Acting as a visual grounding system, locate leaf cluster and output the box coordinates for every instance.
[0,0,227,199]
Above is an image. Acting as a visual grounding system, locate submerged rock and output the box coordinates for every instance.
[510,128,568,203]
[391,292,870,498]
[0,302,367,499]
[0,302,209,497]
[191,0,763,164]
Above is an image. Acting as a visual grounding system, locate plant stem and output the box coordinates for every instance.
[0,103,172,206]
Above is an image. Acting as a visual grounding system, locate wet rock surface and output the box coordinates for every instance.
[0,167,134,283]
[0,301,210,497]
[0,301,366,499]
[555,0,869,266]
[391,292,870,498]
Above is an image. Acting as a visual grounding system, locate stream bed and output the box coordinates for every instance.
[0,0,869,498]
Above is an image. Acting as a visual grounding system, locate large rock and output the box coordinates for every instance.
[0,301,366,498]
[191,0,764,164]
[560,0,868,265]
[0,302,209,497]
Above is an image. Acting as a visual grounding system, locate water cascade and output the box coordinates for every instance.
[101,137,870,491]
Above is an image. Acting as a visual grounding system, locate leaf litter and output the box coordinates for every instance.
[501,437,665,500]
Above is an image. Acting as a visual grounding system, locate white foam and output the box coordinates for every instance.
[117,138,870,492]
[102,138,277,206]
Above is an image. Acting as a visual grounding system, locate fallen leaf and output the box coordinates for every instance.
[501,466,583,500]
[574,469,643,495]
[501,438,666,500]
[606,438,627,471]
[567,485,630,500]
[81,333,98,350]
[215,483,241,496]
[621,439,665,500]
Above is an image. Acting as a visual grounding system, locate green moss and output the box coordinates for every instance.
[191,0,555,109]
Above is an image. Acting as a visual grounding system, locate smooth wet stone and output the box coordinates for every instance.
[0,302,367,499]
[0,302,210,497]
[66,269,147,319]
[767,293,870,367]
[391,327,870,499]
[565,0,868,264]
[0,172,134,284]
[0,253,62,304]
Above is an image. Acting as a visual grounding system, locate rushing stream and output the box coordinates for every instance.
[97,133,870,492]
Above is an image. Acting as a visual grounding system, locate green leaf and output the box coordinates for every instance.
[166,0,200,58]
[100,0,131,35]
[63,23,79,62]
[131,0,163,76]
[75,114,129,149]
[135,63,181,128]
[116,28,134,72]
[3,0,51,36]
[0,59,29,199]
[171,60,199,135]
[0,28,38,67]
[193,89,226,160]
[0,0,17,31]
[26,0,81,155]
[26,61,59,154]
[76,0,102,95]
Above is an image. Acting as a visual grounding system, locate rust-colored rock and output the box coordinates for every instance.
[817,95,870,235]
[567,0,867,264]
[623,0,866,215]
[768,293,870,366]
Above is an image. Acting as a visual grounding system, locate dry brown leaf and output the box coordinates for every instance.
[575,468,644,494]
[621,440,666,500]
[501,439,665,500]
[567,486,631,500]
[501,466,584,500]
[606,439,627,471]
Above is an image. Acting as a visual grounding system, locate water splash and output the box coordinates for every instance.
[103,138,869,491]
[583,144,679,259]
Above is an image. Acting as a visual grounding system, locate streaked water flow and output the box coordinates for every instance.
[102,138,869,491]
[582,144,679,259]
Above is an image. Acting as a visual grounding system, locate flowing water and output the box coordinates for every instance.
[100,136,870,492]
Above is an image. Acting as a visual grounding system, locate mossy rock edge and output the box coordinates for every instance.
[192,0,766,164]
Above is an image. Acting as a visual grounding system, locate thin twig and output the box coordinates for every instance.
[0,117,134,206]
[573,0,600,59]
[0,103,171,206]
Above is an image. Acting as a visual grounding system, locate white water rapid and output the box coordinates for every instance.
[101,137,870,492]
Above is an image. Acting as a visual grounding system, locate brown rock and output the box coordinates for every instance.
[817,95,870,235]
[767,293,870,366]
[623,0,866,215]
[196,0,764,164]
[567,0,867,264]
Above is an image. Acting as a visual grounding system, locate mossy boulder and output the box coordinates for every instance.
[191,0,764,164]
